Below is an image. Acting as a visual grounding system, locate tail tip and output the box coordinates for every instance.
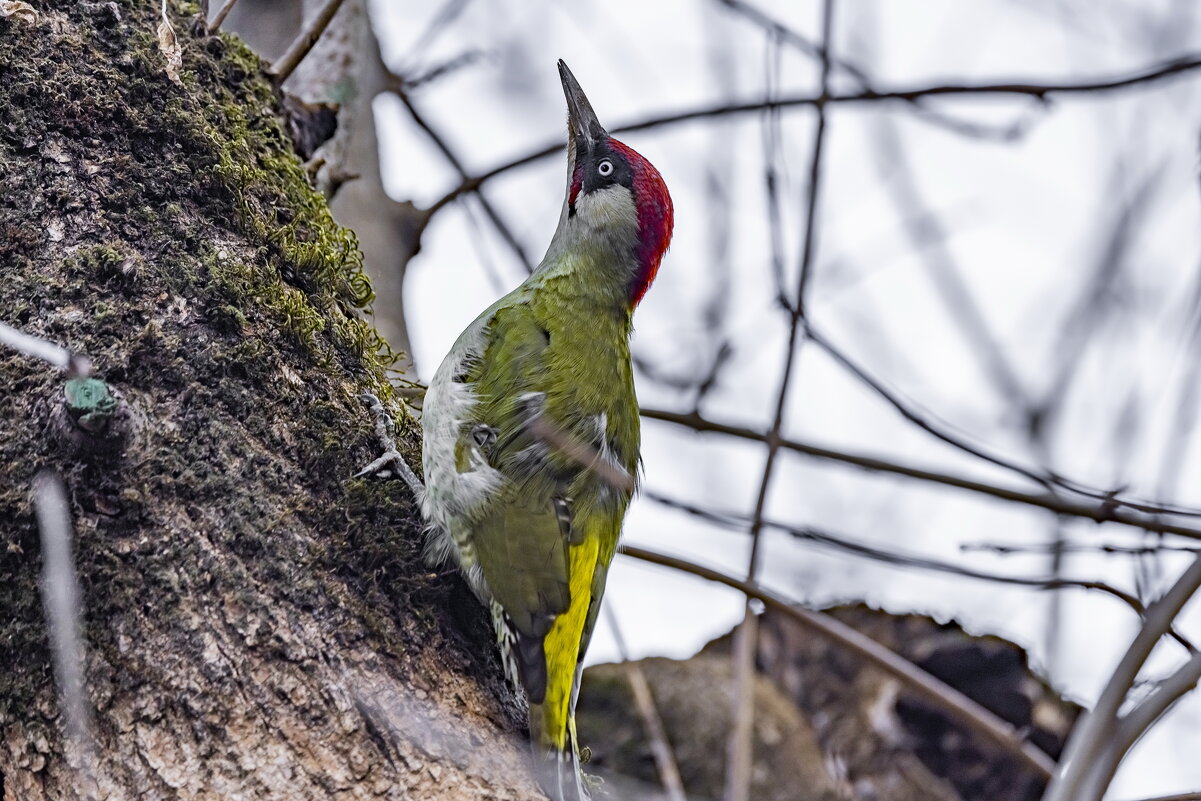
[533,747,589,801]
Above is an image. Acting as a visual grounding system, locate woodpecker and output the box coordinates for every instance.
[419,61,673,800]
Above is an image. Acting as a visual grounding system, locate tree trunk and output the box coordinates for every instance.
[0,2,535,798]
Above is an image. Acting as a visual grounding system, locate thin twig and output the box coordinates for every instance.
[804,324,1201,518]
[527,418,635,494]
[727,5,835,799]
[424,53,1201,217]
[966,541,1201,556]
[761,29,791,313]
[612,52,1201,133]
[1038,164,1166,429]
[388,81,535,274]
[207,0,242,32]
[399,0,475,66]
[871,119,1030,408]
[620,544,1057,780]
[716,0,1034,143]
[807,323,1060,490]
[639,406,1201,540]
[688,7,739,411]
[460,195,515,295]
[605,606,687,801]
[715,0,866,82]
[270,0,349,84]
[0,320,91,376]
[643,488,1193,648]
[1041,555,1201,801]
[1153,254,1201,510]
[34,471,97,785]
[391,51,485,92]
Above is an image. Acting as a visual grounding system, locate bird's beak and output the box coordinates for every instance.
[558,60,607,167]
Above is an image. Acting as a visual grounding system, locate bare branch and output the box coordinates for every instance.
[0,320,91,376]
[33,471,97,785]
[620,544,1057,780]
[716,0,1034,141]
[605,606,687,801]
[761,29,790,314]
[614,52,1201,132]
[965,541,1201,557]
[805,324,1201,519]
[1083,652,1201,800]
[425,53,1201,216]
[640,406,1201,540]
[643,489,1181,635]
[269,0,350,84]
[387,80,535,274]
[207,0,242,32]
[1042,555,1201,801]
[727,6,836,797]
[716,0,865,81]
[395,51,486,91]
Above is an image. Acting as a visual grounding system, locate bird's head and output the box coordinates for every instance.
[555,60,673,309]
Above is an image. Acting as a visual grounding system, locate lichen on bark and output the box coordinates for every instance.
[0,3,536,798]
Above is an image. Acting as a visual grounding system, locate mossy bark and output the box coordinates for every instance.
[0,3,537,799]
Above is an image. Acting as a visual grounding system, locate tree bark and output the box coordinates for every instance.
[0,3,534,799]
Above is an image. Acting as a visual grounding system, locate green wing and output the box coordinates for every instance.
[460,301,574,693]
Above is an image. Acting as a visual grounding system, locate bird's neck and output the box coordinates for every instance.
[531,256,635,325]
[537,190,652,310]
[535,218,641,314]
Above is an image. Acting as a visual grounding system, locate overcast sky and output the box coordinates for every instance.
[368,1,1201,795]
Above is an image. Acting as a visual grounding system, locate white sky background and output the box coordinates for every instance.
[368,0,1201,796]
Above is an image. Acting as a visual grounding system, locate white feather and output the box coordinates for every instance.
[421,314,505,588]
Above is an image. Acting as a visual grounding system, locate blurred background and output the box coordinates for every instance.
[231,1,1201,797]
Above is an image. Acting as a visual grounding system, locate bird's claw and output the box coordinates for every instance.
[354,392,424,497]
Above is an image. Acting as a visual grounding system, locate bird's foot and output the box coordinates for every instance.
[353,392,425,498]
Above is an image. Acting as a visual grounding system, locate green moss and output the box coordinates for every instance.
[71,243,124,274]
[175,33,396,376]
[276,285,326,350]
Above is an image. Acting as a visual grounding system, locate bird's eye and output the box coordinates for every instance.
[597,159,614,177]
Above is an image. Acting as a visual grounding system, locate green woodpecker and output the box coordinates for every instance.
[420,61,673,799]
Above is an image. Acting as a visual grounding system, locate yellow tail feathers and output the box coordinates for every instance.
[538,535,599,749]
[528,535,599,799]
